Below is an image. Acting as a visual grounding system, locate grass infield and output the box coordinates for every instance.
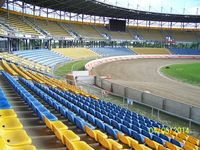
[54,59,90,77]
[161,62,200,86]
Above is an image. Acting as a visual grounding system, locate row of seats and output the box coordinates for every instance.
[0,75,36,150]
[2,62,200,150]
[19,77,128,149]
[43,84,199,150]
[18,77,98,150]
[1,53,51,73]
[169,48,200,55]
[90,47,135,57]
[52,48,99,59]
[129,48,171,55]
[3,71,94,150]
[32,81,159,149]
[13,49,70,68]
[1,10,200,42]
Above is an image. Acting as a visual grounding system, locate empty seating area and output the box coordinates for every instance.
[0,12,40,36]
[132,28,164,41]
[0,52,51,72]
[169,48,200,55]
[67,23,104,40]
[90,47,135,57]
[0,60,200,150]
[35,19,72,37]
[0,75,36,149]
[53,48,99,59]
[130,48,171,55]
[13,49,70,68]
[169,30,198,42]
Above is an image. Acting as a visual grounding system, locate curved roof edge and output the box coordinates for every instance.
[18,0,200,23]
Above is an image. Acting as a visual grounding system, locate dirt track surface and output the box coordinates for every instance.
[92,59,200,107]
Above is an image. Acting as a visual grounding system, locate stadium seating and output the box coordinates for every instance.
[53,47,99,59]
[0,12,40,36]
[1,61,200,150]
[0,84,36,149]
[130,47,171,55]
[169,30,198,42]
[169,48,200,55]
[66,23,104,40]
[13,49,70,68]
[129,28,164,41]
[35,19,72,38]
[90,47,135,57]
[1,53,51,72]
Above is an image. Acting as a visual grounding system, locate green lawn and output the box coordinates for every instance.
[161,63,200,86]
[54,60,90,77]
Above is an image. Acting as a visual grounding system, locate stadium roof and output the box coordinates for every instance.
[19,0,200,23]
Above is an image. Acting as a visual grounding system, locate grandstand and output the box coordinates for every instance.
[1,60,200,150]
[0,0,200,150]
[53,48,99,59]
[130,48,171,55]
[90,47,135,57]
[13,49,70,68]
[0,12,40,36]
[169,48,200,55]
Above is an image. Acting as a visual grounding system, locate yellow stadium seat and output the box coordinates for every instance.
[0,117,23,130]
[65,139,94,150]
[0,137,36,150]
[0,109,17,118]
[184,141,199,150]
[178,133,188,141]
[165,141,182,150]
[44,116,68,131]
[97,134,123,150]
[117,133,138,147]
[51,121,68,132]
[158,145,170,150]
[57,129,80,144]
[0,130,32,146]
[175,136,185,144]
[188,136,199,146]
[85,125,107,141]
[169,130,178,137]
[144,137,162,149]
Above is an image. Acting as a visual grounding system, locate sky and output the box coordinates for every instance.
[99,0,200,15]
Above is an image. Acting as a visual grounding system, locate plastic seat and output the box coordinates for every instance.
[188,136,199,146]
[44,116,66,131]
[184,141,199,150]
[0,130,32,146]
[111,120,121,130]
[131,131,145,144]
[144,137,162,149]
[87,114,95,125]
[170,138,183,147]
[105,124,118,139]
[0,109,16,118]
[165,141,182,150]
[117,133,138,147]
[158,145,170,150]
[95,118,105,131]
[85,125,107,141]
[0,117,23,130]
[98,134,123,150]
[0,137,36,150]
[65,137,94,150]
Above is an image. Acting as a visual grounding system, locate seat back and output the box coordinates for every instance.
[97,134,111,150]
[85,125,96,140]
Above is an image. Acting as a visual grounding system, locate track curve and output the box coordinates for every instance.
[92,58,200,107]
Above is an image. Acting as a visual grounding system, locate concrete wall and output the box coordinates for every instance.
[142,93,164,109]
[126,87,143,102]
[95,78,200,124]
[112,83,125,97]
